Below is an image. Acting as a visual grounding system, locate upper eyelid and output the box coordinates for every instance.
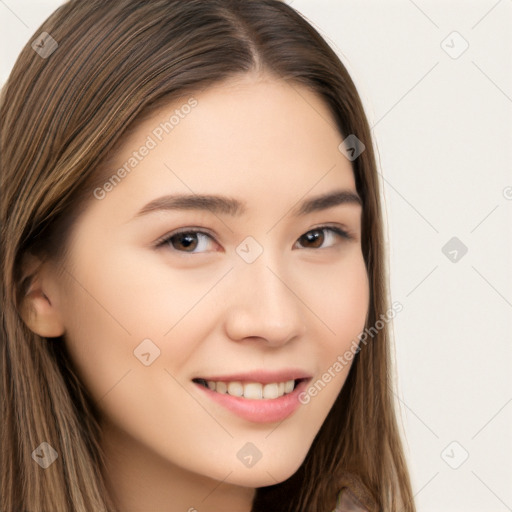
[155,224,354,248]
[155,226,216,245]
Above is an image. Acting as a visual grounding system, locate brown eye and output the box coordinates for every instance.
[170,232,199,251]
[158,230,216,253]
[295,226,351,250]
[298,229,325,249]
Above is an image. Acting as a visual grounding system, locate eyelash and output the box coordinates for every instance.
[155,224,354,254]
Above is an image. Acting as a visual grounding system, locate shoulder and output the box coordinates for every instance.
[332,472,379,512]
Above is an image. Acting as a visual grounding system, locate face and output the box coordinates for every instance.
[41,74,369,489]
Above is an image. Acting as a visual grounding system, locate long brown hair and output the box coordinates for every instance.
[0,1,415,510]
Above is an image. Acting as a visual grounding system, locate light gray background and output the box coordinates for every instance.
[1,1,511,510]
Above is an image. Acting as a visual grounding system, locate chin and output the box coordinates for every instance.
[218,455,306,488]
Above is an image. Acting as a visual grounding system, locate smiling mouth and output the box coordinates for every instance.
[192,378,305,400]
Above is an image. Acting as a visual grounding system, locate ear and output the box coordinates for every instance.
[19,252,66,338]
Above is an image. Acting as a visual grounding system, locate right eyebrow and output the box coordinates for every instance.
[133,193,246,219]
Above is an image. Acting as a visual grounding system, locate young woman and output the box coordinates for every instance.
[0,1,416,511]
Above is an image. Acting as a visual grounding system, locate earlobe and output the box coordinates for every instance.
[19,253,66,338]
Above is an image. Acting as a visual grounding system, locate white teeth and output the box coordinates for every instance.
[203,379,297,399]
[244,382,263,399]
[216,381,227,394]
[284,380,295,393]
[263,383,279,399]
[227,381,244,397]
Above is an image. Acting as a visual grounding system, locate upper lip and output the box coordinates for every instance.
[194,368,313,384]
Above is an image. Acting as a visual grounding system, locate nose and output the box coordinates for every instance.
[223,253,307,348]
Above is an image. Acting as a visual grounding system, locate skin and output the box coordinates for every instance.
[22,72,369,512]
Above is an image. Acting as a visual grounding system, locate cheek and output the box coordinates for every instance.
[296,253,369,416]
[84,243,229,338]
[58,278,135,405]
[331,254,369,368]
[302,251,370,353]
[57,245,223,406]
[334,256,369,348]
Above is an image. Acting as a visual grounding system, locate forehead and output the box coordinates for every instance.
[90,76,357,224]
[112,76,350,180]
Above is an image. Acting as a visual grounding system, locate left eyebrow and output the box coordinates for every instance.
[131,189,362,220]
[291,189,362,216]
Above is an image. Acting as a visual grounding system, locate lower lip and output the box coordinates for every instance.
[193,379,310,424]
